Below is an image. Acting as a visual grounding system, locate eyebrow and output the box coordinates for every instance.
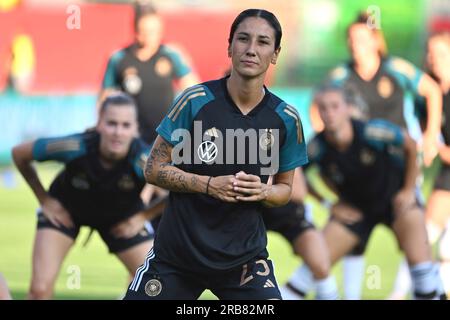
[236,32,272,40]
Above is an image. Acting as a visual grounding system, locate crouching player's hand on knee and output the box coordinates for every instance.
[110,213,147,239]
[41,196,74,228]
[393,188,416,215]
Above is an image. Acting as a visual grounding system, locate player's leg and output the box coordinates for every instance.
[391,204,446,299]
[264,201,337,299]
[28,213,77,299]
[100,221,154,275]
[388,186,431,300]
[292,229,338,300]
[281,219,361,300]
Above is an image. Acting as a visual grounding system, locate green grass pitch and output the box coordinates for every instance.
[1,162,438,299]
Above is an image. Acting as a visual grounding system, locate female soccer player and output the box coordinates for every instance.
[125,8,308,300]
[12,93,155,299]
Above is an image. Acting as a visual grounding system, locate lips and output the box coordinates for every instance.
[241,60,258,66]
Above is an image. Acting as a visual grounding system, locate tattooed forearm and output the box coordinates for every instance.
[146,136,205,193]
[145,140,171,178]
[156,170,191,192]
[191,175,199,189]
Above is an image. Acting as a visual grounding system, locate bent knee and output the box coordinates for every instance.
[29,280,54,300]
[308,260,330,279]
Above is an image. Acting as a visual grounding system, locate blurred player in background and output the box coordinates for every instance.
[308,12,443,299]
[292,85,446,300]
[101,2,200,145]
[11,93,155,299]
[265,168,338,300]
[389,31,450,299]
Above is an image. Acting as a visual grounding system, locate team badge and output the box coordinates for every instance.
[197,141,218,163]
[204,127,220,138]
[155,57,172,77]
[360,148,376,166]
[118,174,135,191]
[71,173,90,190]
[144,279,162,297]
[259,129,275,151]
[377,76,393,98]
[123,67,142,94]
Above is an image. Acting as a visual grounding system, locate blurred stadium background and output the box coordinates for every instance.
[0,0,449,299]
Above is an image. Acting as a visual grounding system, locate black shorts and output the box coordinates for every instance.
[261,201,315,244]
[124,250,281,300]
[337,191,423,255]
[36,210,154,253]
[434,164,450,191]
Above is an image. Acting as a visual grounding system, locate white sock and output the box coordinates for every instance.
[315,275,339,300]
[410,261,444,299]
[281,264,314,299]
[343,255,365,299]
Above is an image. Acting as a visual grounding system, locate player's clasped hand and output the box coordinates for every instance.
[41,196,74,228]
[207,171,269,203]
[207,175,241,203]
[233,171,269,202]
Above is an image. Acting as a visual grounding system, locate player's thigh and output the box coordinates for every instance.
[31,228,75,284]
[391,205,431,264]
[99,221,154,274]
[293,229,330,278]
[323,220,360,265]
[212,258,281,300]
[124,256,205,300]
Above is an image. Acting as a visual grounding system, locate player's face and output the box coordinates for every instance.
[317,90,350,132]
[136,14,163,49]
[427,36,450,80]
[228,17,280,79]
[97,104,138,160]
[347,24,378,60]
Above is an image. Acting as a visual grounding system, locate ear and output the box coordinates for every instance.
[271,47,281,65]
[227,45,232,58]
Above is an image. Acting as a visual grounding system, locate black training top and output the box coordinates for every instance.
[154,77,308,272]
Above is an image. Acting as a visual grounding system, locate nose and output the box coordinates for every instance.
[245,39,257,56]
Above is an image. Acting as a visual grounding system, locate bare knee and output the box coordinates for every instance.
[28,279,54,300]
[308,260,330,279]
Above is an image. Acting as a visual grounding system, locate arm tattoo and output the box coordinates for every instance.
[156,170,190,192]
[145,140,171,178]
[147,139,199,193]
